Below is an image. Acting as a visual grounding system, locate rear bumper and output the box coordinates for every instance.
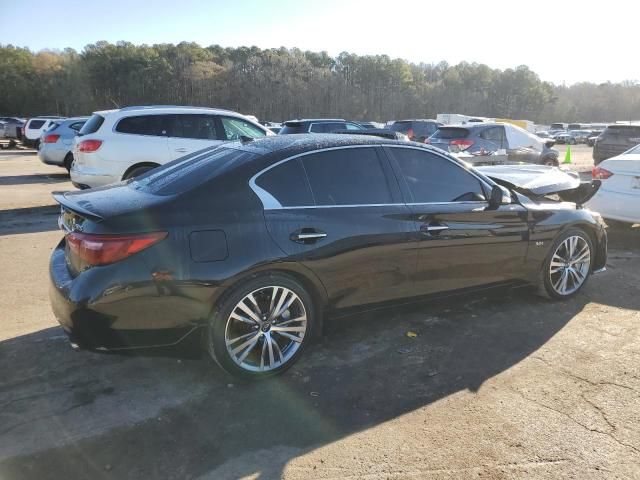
[69,164,119,189]
[49,239,206,351]
[38,147,66,166]
[587,190,640,224]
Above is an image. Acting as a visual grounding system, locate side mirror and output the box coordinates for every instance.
[488,184,511,209]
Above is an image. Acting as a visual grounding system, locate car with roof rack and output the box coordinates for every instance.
[70,106,273,189]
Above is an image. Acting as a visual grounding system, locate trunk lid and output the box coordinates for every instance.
[599,155,640,195]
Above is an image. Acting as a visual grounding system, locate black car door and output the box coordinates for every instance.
[254,146,417,309]
[384,146,530,294]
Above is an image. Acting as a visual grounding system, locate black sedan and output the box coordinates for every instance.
[50,135,607,379]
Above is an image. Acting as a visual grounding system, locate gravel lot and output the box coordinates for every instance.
[0,152,638,479]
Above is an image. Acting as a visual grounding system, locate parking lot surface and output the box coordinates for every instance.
[0,153,638,479]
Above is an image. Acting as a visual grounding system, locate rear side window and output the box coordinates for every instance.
[116,115,169,136]
[279,123,307,134]
[391,148,486,203]
[169,114,219,140]
[220,117,266,140]
[431,128,470,140]
[27,120,45,129]
[255,159,313,207]
[69,121,85,131]
[301,147,393,206]
[79,114,104,135]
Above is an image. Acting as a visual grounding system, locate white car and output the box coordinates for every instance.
[23,116,65,148]
[71,106,274,189]
[587,144,640,225]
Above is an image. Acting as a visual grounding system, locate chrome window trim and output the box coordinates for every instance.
[249,144,492,211]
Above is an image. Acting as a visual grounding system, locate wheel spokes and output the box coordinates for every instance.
[550,236,591,295]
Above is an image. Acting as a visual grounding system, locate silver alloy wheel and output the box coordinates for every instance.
[224,286,307,372]
[549,235,591,296]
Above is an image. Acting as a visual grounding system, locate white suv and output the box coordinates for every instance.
[23,116,65,148]
[70,106,273,189]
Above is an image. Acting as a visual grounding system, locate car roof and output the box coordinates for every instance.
[223,133,431,157]
[284,119,347,123]
[394,119,440,123]
[93,106,248,117]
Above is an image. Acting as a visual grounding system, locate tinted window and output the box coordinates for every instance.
[279,123,307,134]
[116,115,169,136]
[27,120,45,129]
[392,148,485,203]
[256,160,313,207]
[309,122,344,133]
[479,127,505,143]
[69,121,85,131]
[170,114,218,140]
[79,114,104,135]
[220,117,265,140]
[431,127,470,140]
[302,147,393,206]
[345,122,363,131]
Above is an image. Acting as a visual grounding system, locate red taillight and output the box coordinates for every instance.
[44,134,60,143]
[66,231,167,267]
[77,139,103,152]
[450,139,474,151]
[592,166,613,180]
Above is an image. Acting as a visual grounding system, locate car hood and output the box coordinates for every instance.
[476,164,600,204]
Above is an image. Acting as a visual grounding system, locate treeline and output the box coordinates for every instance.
[1,42,639,124]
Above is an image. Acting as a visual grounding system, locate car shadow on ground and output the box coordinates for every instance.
[1,227,638,479]
[0,205,61,236]
[3,278,638,480]
[0,173,69,186]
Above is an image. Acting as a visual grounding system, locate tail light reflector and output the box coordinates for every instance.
[77,139,103,152]
[592,166,613,179]
[450,139,474,151]
[44,134,60,143]
[66,231,167,267]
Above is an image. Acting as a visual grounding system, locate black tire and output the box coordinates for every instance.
[542,157,558,166]
[63,153,74,173]
[538,228,593,300]
[122,165,156,180]
[206,273,316,379]
[34,139,40,150]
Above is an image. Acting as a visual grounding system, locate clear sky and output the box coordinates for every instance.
[1,0,637,85]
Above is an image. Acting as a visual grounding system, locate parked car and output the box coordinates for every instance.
[50,135,607,379]
[428,122,559,165]
[278,119,365,134]
[332,129,410,141]
[535,131,552,139]
[0,116,25,139]
[23,116,65,148]
[388,119,441,142]
[359,121,385,129]
[0,121,6,139]
[555,131,590,145]
[586,130,604,147]
[593,124,640,164]
[70,106,273,189]
[587,144,640,225]
[37,117,88,172]
[267,126,282,134]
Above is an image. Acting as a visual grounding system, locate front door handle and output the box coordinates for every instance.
[290,228,327,244]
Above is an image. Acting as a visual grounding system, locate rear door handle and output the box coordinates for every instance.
[420,223,449,234]
[290,228,327,244]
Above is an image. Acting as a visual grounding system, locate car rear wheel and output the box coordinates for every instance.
[206,274,314,379]
[123,165,156,180]
[539,229,593,299]
[63,153,74,173]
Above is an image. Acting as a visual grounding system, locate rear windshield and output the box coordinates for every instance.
[27,119,45,129]
[279,123,307,134]
[79,114,105,135]
[388,122,412,134]
[431,127,470,139]
[129,146,258,196]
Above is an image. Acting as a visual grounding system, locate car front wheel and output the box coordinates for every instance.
[206,274,314,379]
[539,229,593,299]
